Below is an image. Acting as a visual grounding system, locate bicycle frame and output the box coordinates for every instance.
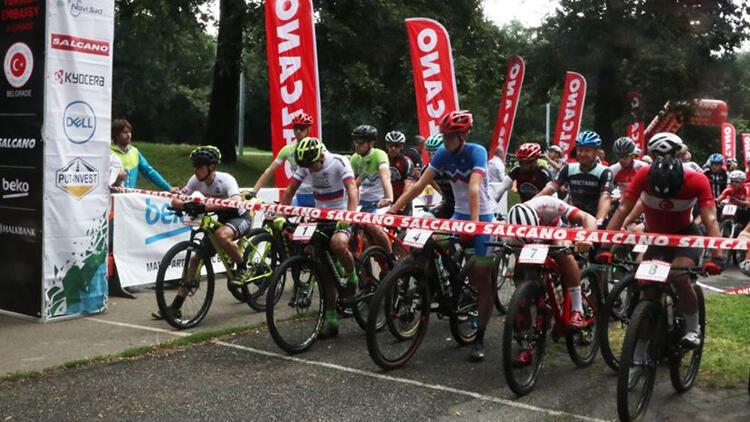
[183,213,251,281]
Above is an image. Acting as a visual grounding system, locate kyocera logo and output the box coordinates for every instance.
[1,177,30,199]
[54,68,105,87]
[63,100,96,144]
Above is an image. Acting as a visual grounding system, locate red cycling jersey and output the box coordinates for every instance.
[389,154,416,200]
[623,167,714,233]
[610,159,648,192]
[718,185,748,206]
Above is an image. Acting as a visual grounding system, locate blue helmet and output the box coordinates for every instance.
[576,131,602,148]
[708,153,724,164]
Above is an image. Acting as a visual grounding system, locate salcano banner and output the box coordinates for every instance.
[552,71,586,157]
[489,56,524,159]
[721,122,736,160]
[265,0,322,188]
[627,121,645,157]
[742,133,750,170]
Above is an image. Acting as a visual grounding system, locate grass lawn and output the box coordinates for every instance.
[134,142,272,190]
[702,294,750,387]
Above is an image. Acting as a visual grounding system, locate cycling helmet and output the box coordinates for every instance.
[642,155,653,164]
[439,110,473,134]
[291,112,313,127]
[708,153,725,164]
[351,125,378,141]
[190,145,221,165]
[385,130,406,144]
[508,203,540,226]
[515,143,543,161]
[634,146,643,156]
[613,137,636,157]
[548,145,563,154]
[730,170,746,182]
[295,137,324,167]
[647,156,684,198]
[575,131,602,148]
[727,158,738,166]
[647,132,684,157]
[425,134,443,152]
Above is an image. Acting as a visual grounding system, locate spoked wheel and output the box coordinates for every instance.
[353,246,393,331]
[265,256,325,354]
[241,231,284,312]
[669,286,705,392]
[366,262,431,370]
[599,274,638,371]
[494,252,516,314]
[449,273,478,345]
[617,300,660,422]
[719,220,736,263]
[502,280,547,396]
[566,268,601,368]
[155,241,215,330]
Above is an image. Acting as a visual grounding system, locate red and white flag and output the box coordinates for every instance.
[742,133,750,170]
[721,122,736,160]
[265,0,322,187]
[553,71,587,156]
[627,121,645,157]
[406,18,459,141]
[489,56,525,160]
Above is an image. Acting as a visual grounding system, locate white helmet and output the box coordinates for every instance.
[647,132,685,157]
[384,130,406,144]
[642,155,653,164]
[729,170,746,182]
[508,203,539,226]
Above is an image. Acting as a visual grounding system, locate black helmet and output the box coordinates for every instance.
[613,137,636,158]
[648,156,684,198]
[190,145,221,165]
[295,137,324,168]
[351,124,378,141]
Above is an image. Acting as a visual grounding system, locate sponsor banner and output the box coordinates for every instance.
[552,71,586,156]
[1,0,45,114]
[686,99,728,127]
[627,121,644,157]
[0,208,43,317]
[721,122,736,160]
[645,99,729,142]
[265,0,321,188]
[742,133,750,170]
[406,18,459,140]
[117,187,750,251]
[52,0,108,20]
[0,167,39,211]
[489,56,524,160]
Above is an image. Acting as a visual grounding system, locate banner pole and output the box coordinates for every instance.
[545,102,551,147]
[237,71,245,157]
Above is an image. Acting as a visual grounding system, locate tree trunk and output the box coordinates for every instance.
[203,0,246,163]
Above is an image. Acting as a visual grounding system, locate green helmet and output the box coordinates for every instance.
[425,134,443,152]
[295,137,324,167]
[190,145,221,164]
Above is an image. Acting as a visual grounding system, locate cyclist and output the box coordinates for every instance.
[609,137,648,193]
[492,143,551,203]
[542,145,566,180]
[728,158,739,172]
[679,149,703,173]
[506,198,597,365]
[704,153,728,199]
[405,135,426,178]
[252,112,316,206]
[349,124,394,253]
[600,134,723,350]
[280,137,359,338]
[537,131,614,226]
[385,130,417,215]
[488,146,506,184]
[389,110,496,362]
[154,146,252,319]
[717,170,750,228]
[423,134,455,218]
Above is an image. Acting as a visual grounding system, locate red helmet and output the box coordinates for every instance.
[515,143,543,161]
[292,112,313,127]
[439,110,473,134]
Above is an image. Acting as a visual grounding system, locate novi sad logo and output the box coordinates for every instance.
[55,157,99,199]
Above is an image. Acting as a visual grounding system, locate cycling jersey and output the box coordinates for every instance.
[275,142,317,195]
[111,145,172,191]
[545,157,566,180]
[719,185,748,206]
[703,169,728,198]
[390,154,417,200]
[682,161,702,173]
[293,153,355,210]
[548,163,613,217]
[623,166,714,233]
[509,166,551,202]
[609,159,648,191]
[428,143,495,215]
[181,171,245,219]
[405,146,424,171]
[350,148,389,203]
[523,196,580,227]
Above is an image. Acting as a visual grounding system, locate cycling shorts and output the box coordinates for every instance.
[222,214,253,240]
[452,212,495,256]
[292,193,315,207]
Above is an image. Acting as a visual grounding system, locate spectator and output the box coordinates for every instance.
[488,145,506,184]
[110,118,176,192]
[405,135,426,177]
[542,145,566,180]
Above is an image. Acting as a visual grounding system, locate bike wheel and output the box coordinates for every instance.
[669,285,705,392]
[366,262,431,370]
[241,231,284,312]
[226,278,246,303]
[617,300,660,422]
[449,273,478,345]
[155,241,215,330]
[353,246,393,331]
[719,220,734,262]
[566,268,601,368]
[494,252,516,314]
[599,274,638,372]
[265,256,325,354]
[502,280,547,396]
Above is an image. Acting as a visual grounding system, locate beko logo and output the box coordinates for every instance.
[1,178,30,199]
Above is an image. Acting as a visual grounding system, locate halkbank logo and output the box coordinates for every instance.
[55,157,99,199]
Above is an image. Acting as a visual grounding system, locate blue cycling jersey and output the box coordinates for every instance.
[428,142,495,215]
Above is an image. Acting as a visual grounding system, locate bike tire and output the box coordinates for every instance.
[669,285,705,392]
[494,252,516,314]
[449,273,478,346]
[265,255,325,354]
[719,220,734,263]
[502,280,547,397]
[599,274,638,372]
[353,246,393,331]
[242,231,285,312]
[155,241,215,330]
[566,268,601,368]
[617,300,660,422]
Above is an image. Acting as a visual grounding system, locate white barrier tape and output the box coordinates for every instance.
[112,187,750,251]
[698,281,750,295]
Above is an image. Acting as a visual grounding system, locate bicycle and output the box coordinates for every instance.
[616,265,707,422]
[597,257,639,371]
[365,232,478,370]
[718,203,744,265]
[501,245,601,396]
[265,220,393,354]
[154,202,263,329]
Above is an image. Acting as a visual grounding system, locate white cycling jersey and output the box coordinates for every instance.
[293,153,355,210]
[523,195,580,227]
[180,171,245,216]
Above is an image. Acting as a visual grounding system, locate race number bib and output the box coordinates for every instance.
[403,229,433,248]
[636,260,671,282]
[723,204,737,216]
[292,223,317,241]
[518,244,549,264]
